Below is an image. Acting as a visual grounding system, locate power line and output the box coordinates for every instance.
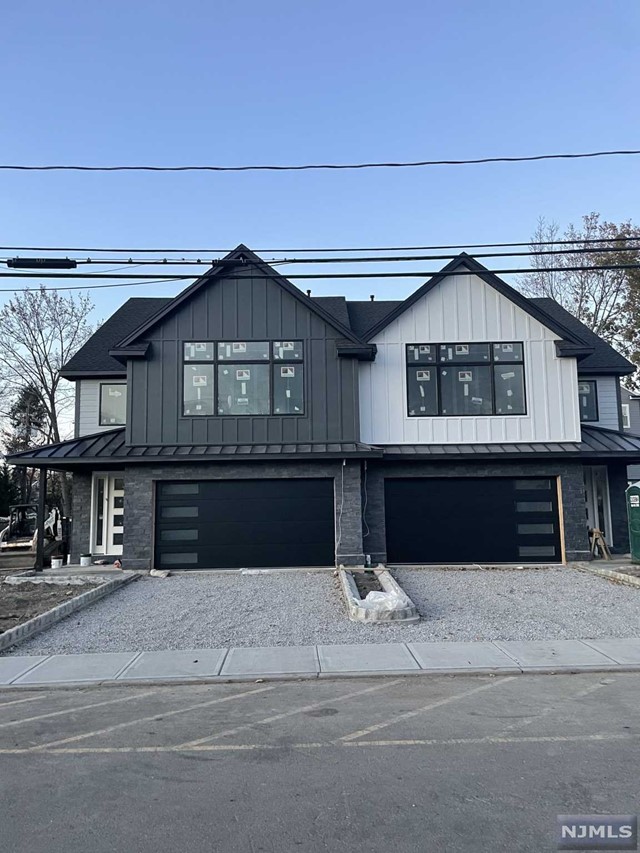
[0,263,638,292]
[3,244,638,268]
[1,149,639,173]
[0,236,637,254]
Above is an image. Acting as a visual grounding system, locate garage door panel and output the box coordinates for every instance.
[159,497,332,525]
[155,478,335,569]
[157,543,333,570]
[385,477,561,564]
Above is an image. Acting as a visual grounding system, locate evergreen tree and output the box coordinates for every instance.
[2,384,48,503]
[0,463,18,516]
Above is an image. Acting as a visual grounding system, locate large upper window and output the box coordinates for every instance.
[99,383,127,425]
[183,341,304,416]
[578,380,598,422]
[406,342,526,417]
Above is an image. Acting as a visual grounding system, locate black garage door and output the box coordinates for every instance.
[385,477,561,564]
[155,478,335,569]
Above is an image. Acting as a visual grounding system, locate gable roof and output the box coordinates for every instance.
[529,298,635,375]
[116,245,366,351]
[61,297,172,377]
[60,248,637,379]
[361,254,593,357]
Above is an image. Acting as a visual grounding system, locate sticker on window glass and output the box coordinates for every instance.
[416,370,430,381]
[236,397,249,405]
[192,375,208,387]
[236,369,250,381]
[281,366,295,377]
[501,371,515,380]
[281,342,294,350]
[458,371,473,382]
[195,343,208,352]
[455,344,469,355]
[108,387,123,397]
[419,345,431,354]
[579,383,591,394]
[232,343,247,353]
[501,344,514,353]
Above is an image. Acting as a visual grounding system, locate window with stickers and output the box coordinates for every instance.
[182,341,304,416]
[406,342,526,417]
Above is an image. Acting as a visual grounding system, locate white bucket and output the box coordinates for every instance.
[50,557,63,569]
[80,555,92,567]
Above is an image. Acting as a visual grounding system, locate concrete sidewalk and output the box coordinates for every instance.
[2,637,640,686]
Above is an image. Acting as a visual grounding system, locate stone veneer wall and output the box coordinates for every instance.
[122,459,365,570]
[607,462,630,554]
[69,471,92,562]
[362,459,591,564]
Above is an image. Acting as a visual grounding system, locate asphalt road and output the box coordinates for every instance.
[1,672,638,853]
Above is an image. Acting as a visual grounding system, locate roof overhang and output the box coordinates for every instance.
[108,342,151,364]
[336,341,377,361]
[59,369,127,380]
[578,365,637,377]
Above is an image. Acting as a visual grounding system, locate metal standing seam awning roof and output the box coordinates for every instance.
[379,425,640,460]
[4,428,383,468]
[6,425,640,469]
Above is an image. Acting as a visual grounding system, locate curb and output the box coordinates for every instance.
[3,662,640,692]
[338,569,419,623]
[573,563,640,590]
[0,573,141,652]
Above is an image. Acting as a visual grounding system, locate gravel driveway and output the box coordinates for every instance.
[3,567,640,655]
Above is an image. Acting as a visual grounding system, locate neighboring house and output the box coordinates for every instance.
[620,387,640,481]
[8,246,640,568]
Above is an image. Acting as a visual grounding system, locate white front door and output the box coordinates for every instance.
[91,473,124,556]
[584,465,613,547]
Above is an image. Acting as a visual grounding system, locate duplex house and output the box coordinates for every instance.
[620,387,640,482]
[9,246,640,569]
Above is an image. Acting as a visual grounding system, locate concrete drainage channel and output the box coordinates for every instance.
[339,568,419,623]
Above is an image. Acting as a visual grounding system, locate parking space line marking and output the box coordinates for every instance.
[343,732,635,748]
[0,690,158,729]
[0,730,633,755]
[175,679,403,749]
[490,679,610,740]
[339,677,517,742]
[0,696,47,710]
[28,685,276,750]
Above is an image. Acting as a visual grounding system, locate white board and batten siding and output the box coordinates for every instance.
[359,272,582,445]
[76,380,123,437]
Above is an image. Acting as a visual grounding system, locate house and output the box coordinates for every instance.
[8,245,640,569]
[620,387,640,481]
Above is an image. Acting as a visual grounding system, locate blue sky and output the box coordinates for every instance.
[1,0,639,320]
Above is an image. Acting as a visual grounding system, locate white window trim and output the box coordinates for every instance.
[622,403,631,430]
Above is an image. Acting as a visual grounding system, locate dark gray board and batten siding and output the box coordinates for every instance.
[126,270,360,447]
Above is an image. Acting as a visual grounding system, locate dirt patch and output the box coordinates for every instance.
[352,570,383,598]
[0,581,92,633]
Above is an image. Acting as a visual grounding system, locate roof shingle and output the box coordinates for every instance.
[61,297,172,375]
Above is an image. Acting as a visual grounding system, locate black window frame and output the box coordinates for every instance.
[98,382,127,426]
[578,379,599,423]
[406,342,526,418]
[181,340,305,417]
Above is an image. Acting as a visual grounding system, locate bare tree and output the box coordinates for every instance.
[0,287,95,511]
[519,213,640,383]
